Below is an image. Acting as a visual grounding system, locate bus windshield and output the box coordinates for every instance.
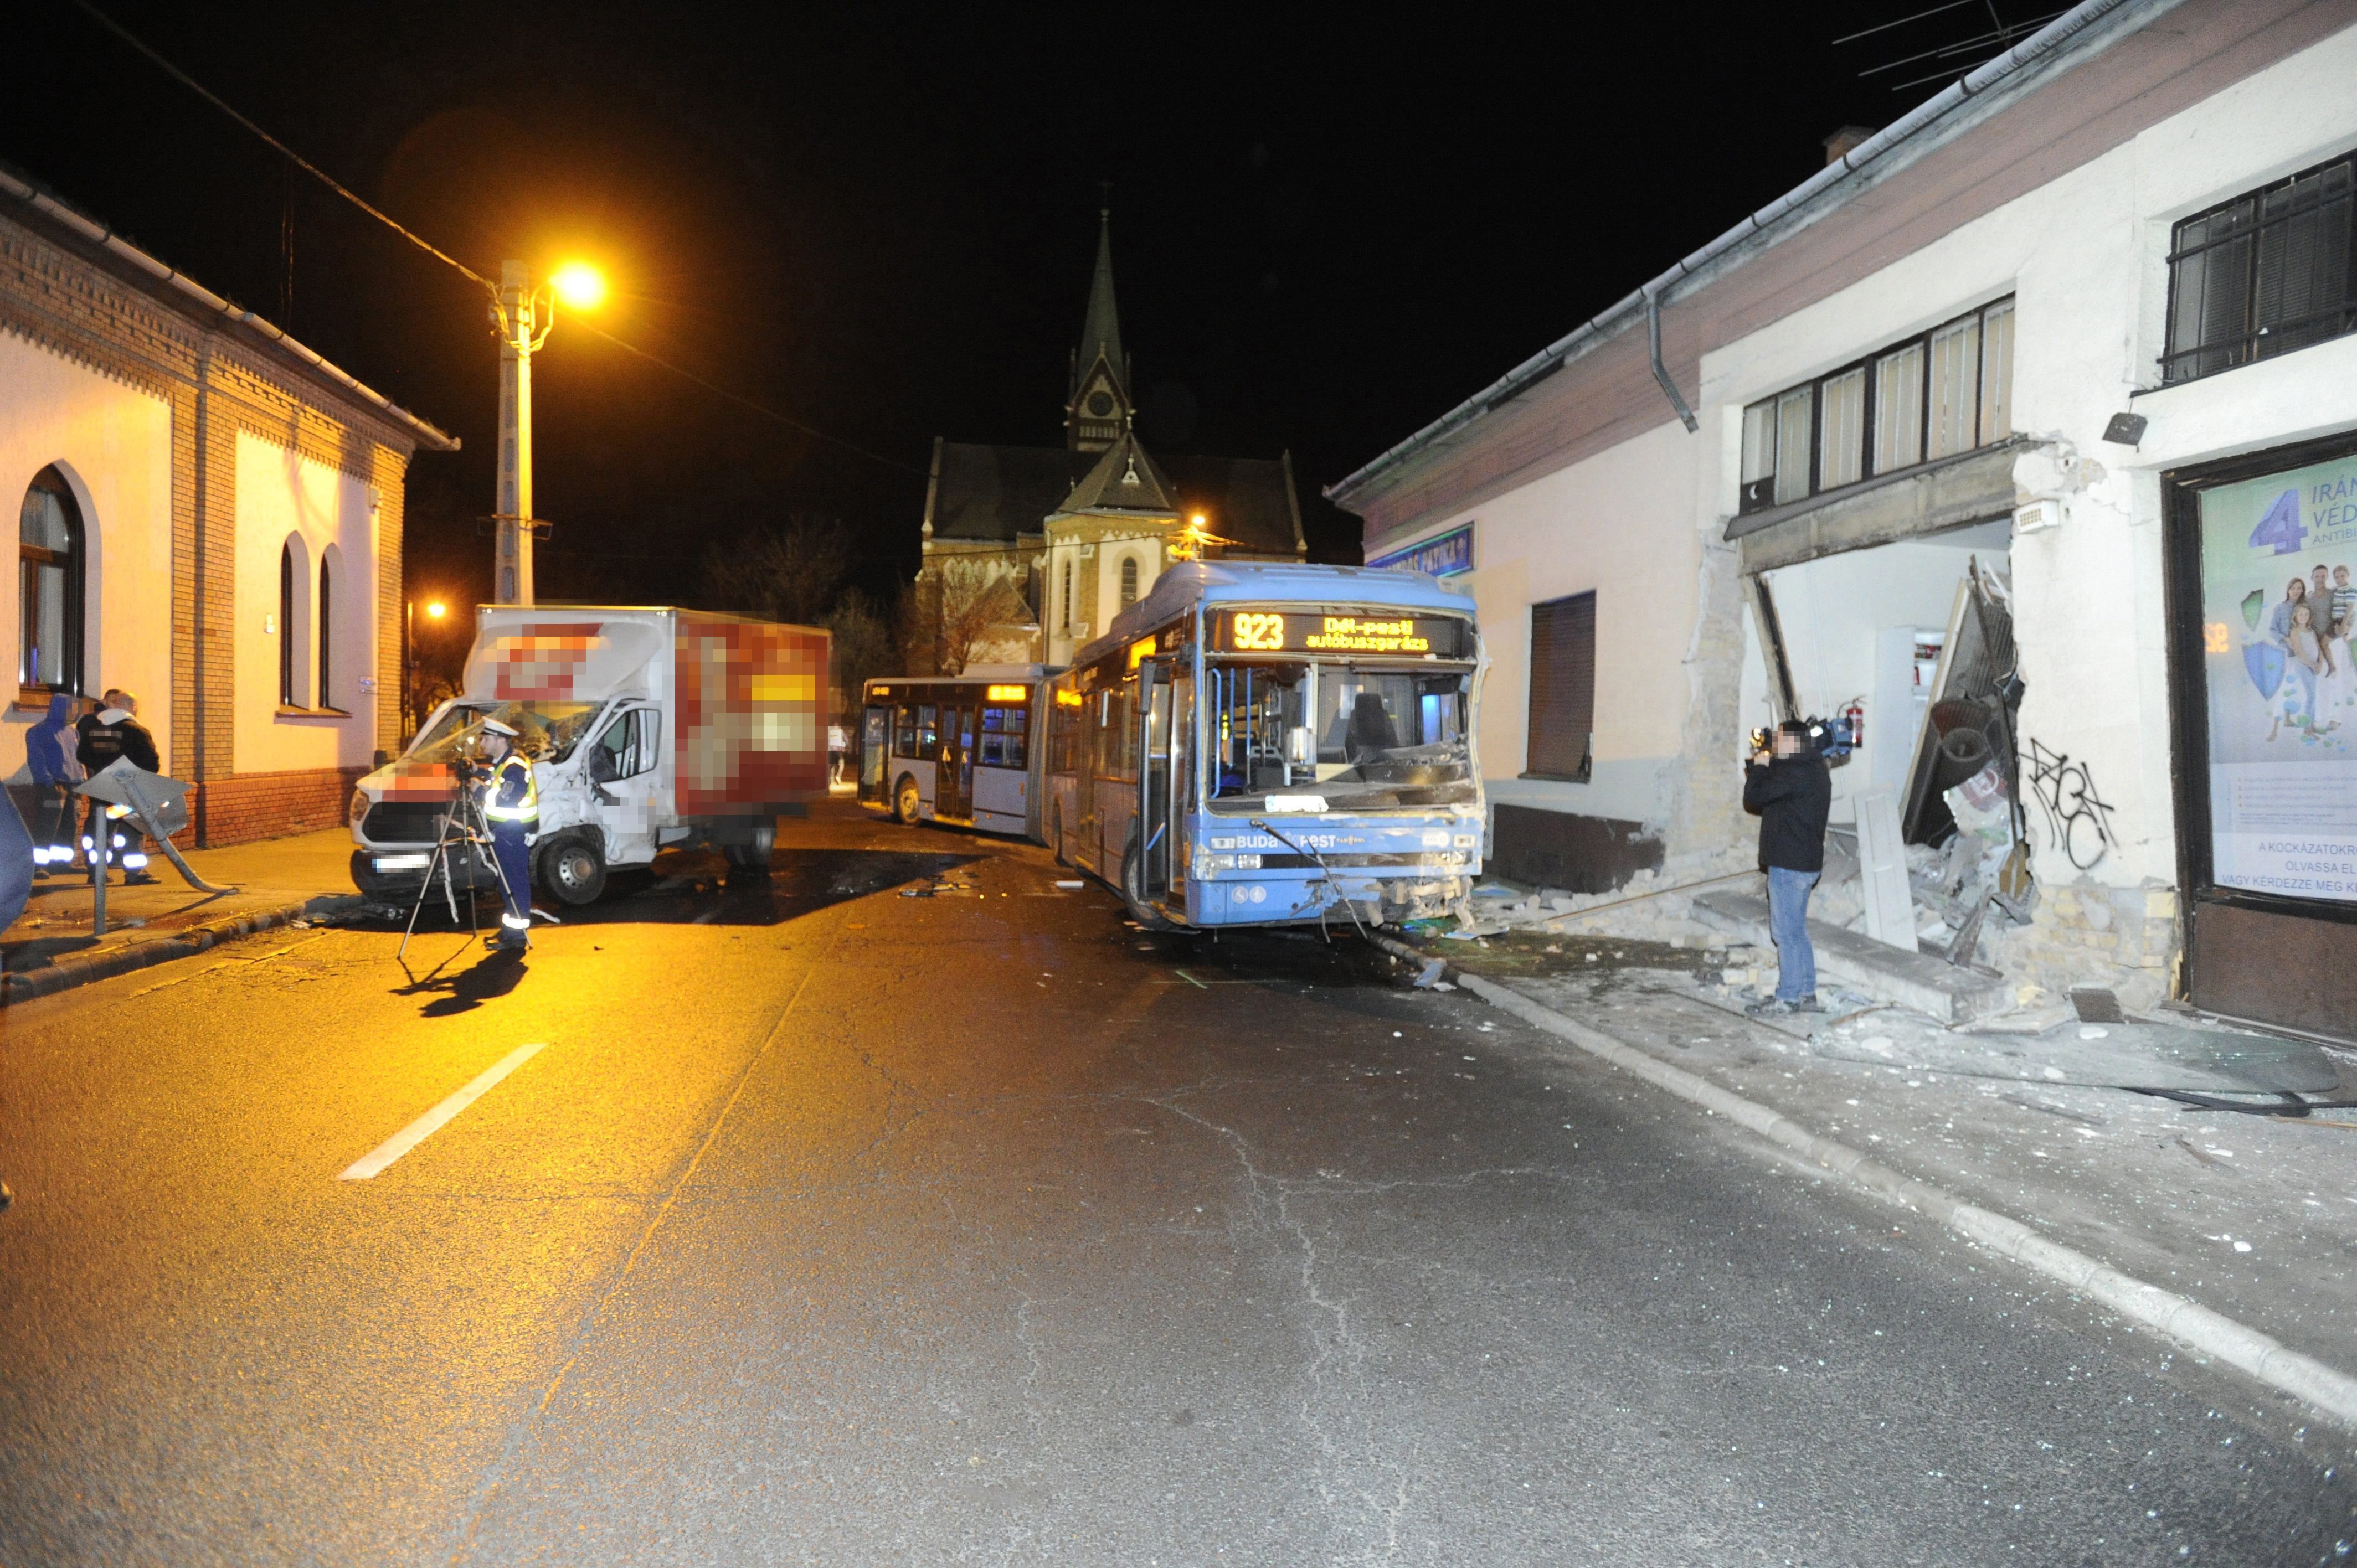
[1207,657,1473,811]
[406,699,605,765]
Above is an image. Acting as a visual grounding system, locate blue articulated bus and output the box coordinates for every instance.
[1040,561,1486,931]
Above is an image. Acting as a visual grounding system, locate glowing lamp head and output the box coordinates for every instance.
[425,601,448,620]
[549,261,608,311]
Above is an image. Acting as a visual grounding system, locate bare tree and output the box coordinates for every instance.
[701,514,855,627]
[823,589,897,721]
[901,559,1029,676]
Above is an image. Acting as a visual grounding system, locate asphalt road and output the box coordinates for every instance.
[1,803,2348,1566]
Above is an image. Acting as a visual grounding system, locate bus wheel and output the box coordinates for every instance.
[895,775,923,826]
[1121,842,1175,931]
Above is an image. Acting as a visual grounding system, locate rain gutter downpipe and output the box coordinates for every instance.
[1645,290,1699,434]
[1323,0,2150,506]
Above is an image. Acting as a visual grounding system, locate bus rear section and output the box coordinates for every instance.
[858,671,1047,838]
[1039,562,1485,932]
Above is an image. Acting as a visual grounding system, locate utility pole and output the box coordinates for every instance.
[492,260,541,606]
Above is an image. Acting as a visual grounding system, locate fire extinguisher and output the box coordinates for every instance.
[1842,700,1865,754]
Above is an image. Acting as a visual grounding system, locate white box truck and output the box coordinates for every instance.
[349,606,830,905]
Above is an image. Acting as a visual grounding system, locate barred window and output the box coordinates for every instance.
[2163,151,2357,385]
[1738,296,2015,515]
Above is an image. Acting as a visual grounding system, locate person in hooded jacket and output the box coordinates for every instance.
[24,693,82,874]
[1741,719,1832,1017]
[75,689,162,885]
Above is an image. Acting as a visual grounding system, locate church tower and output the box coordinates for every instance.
[1065,205,1133,452]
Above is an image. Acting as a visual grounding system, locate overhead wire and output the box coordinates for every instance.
[71,0,924,478]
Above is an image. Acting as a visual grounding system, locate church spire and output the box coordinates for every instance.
[1066,200,1133,452]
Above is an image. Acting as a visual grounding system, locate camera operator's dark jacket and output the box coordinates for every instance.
[76,708,159,776]
[1743,744,1831,874]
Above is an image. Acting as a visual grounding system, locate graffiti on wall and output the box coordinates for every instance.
[2023,739,2118,871]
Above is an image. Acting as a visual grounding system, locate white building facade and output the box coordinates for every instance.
[1330,0,2357,1042]
[1,171,455,845]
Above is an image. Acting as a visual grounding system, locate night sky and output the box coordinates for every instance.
[7,1,2010,613]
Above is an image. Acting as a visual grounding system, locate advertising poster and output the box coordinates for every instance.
[2197,452,2357,904]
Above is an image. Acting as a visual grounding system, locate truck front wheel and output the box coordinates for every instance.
[537,835,608,906]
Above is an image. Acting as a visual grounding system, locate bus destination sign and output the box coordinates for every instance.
[1216,611,1464,657]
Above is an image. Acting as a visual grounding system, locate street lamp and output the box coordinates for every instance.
[488,259,605,606]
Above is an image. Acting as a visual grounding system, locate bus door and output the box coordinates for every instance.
[1136,662,1173,901]
[860,705,889,804]
[1167,669,1191,900]
[1075,689,1102,872]
[936,702,974,821]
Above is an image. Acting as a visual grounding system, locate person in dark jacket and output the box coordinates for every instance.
[1741,719,1831,1016]
[75,689,162,885]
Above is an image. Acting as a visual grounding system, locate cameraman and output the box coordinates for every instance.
[470,719,539,952]
[1742,719,1831,1017]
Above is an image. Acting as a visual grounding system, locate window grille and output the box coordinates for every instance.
[1737,296,2015,516]
[2163,152,2357,385]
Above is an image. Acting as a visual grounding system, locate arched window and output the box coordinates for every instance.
[1119,555,1139,608]
[316,555,334,709]
[1060,561,1073,631]
[280,539,299,706]
[19,467,84,694]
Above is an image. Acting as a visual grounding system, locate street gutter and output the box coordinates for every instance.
[0,895,362,1005]
[1366,931,2357,1435]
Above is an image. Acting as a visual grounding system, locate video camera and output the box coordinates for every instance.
[1750,715,1856,765]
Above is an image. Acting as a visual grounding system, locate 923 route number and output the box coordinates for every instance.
[1231,612,1288,651]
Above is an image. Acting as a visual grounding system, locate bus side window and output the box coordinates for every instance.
[1005,703,1027,768]
[918,704,939,751]
[896,704,917,756]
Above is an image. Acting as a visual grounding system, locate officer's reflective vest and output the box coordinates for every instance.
[481,753,538,825]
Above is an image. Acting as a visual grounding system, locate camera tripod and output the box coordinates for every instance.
[398,772,534,962]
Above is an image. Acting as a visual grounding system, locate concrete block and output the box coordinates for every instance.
[1691,890,2007,1023]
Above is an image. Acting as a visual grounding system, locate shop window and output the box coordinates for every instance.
[1526,591,1595,782]
[1738,296,2016,514]
[18,466,84,695]
[2164,152,2357,385]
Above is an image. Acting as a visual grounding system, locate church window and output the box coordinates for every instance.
[1119,555,1139,608]
[1061,561,1073,631]
[1088,390,1115,417]
[19,467,84,695]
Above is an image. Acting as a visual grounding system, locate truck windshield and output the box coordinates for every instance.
[406,700,604,765]
[1206,658,1474,811]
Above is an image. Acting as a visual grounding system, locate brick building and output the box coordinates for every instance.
[0,167,456,845]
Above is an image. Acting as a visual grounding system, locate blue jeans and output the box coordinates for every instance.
[1767,865,1820,1001]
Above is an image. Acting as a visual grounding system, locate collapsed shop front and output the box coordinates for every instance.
[2164,434,2357,1044]
[1732,442,2032,965]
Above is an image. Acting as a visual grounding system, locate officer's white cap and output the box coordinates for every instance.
[477,718,520,737]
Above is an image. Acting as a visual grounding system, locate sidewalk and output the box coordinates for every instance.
[1,829,361,1005]
[1385,923,2357,1430]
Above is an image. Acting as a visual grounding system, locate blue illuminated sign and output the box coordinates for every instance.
[1367,523,1473,579]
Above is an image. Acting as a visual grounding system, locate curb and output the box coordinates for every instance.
[0,894,358,1005]
[1369,933,2357,1435]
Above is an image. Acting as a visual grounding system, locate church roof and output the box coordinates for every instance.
[1072,207,1125,399]
[925,439,1304,556]
[1053,432,1175,515]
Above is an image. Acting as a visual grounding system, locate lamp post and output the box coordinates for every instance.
[487,260,605,606]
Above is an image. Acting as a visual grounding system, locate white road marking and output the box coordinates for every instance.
[338,1042,548,1180]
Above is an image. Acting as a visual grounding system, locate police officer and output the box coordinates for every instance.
[472,719,539,951]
